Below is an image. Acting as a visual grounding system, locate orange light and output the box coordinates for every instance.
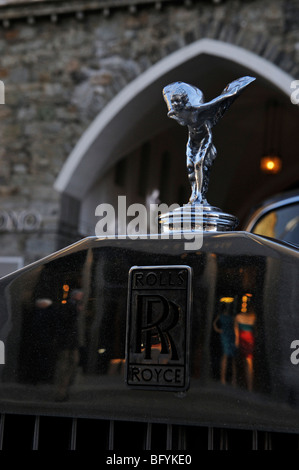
[260,156,282,174]
[220,297,234,303]
[110,358,125,365]
[61,300,67,304]
[63,284,70,292]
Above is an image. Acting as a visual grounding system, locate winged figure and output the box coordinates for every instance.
[163,76,256,204]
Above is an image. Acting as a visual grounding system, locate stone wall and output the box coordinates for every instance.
[0,0,298,265]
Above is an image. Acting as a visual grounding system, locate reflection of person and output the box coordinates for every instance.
[234,307,256,391]
[162,77,255,204]
[54,289,84,401]
[213,303,237,385]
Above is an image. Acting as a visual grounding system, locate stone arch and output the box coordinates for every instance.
[54,38,295,200]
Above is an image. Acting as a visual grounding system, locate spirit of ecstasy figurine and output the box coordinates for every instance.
[161,76,256,231]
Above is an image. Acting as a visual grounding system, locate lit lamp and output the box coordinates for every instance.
[260,155,282,174]
[61,283,69,304]
[241,295,248,313]
[220,297,234,303]
[260,101,283,175]
[240,293,253,313]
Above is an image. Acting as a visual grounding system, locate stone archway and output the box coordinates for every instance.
[54,38,299,243]
[54,38,294,199]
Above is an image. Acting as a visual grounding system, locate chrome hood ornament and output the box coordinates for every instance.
[160,76,255,232]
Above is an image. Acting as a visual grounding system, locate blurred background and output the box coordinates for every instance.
[1,0,299,273]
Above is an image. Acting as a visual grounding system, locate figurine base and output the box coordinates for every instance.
[159,203,239,233]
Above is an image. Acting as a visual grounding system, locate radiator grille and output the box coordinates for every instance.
[0,413,298,450]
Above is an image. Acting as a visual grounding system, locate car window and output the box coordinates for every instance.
[251,202,299,246]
